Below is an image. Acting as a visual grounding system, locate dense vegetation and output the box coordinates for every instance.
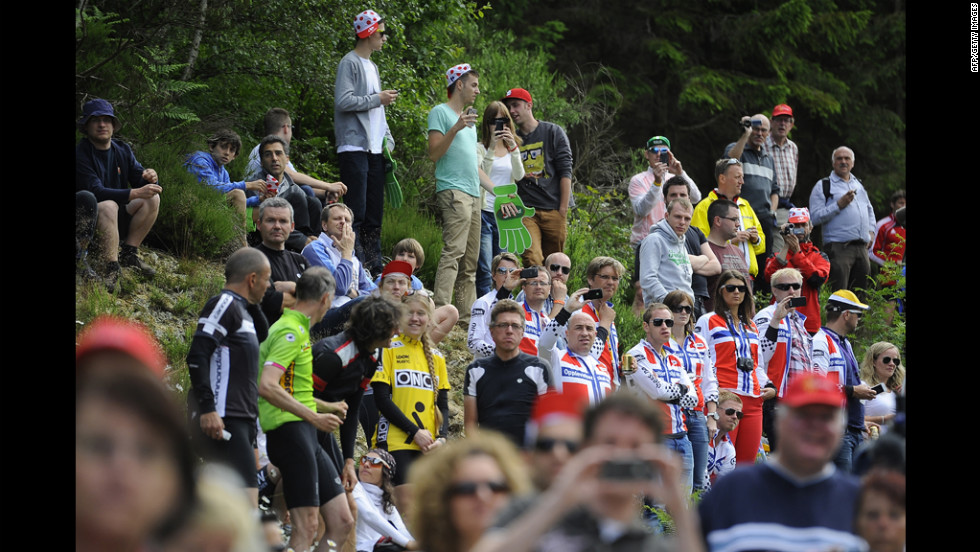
[75,0,905,376]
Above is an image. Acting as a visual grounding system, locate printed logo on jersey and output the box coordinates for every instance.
[394,369,434,391]
[375,417,389,446]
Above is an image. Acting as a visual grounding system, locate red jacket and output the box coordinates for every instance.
[764,242,830,334]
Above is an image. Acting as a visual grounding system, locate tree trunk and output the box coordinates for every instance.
[182,0,208,81]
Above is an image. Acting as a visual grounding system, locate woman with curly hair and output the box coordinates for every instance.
[409,431,531,552]
[694,269,775,465]
[859,342,905,435]
[352,448,416,551]
[371,291,451,515]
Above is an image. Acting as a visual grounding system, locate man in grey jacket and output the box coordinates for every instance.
[639,198,696,305]
[335,9,397,276]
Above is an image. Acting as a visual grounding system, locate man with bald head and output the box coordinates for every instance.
[725,114,780,290]
[538,296,614,409]
[186,247,272,506]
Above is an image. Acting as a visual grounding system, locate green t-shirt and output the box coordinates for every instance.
[257,308,314,432]
[427,102,479,196]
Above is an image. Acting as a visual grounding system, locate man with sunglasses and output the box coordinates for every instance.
[335,9,398,276]
[523,390,585,491]
[763,207,829,334]
[517,252,572,318]
[704,390,742,489]
[625,303,699,492]
[754,267,814,452]
[464,299,552,446]
[629,136,700,247]
[812,290,876,473]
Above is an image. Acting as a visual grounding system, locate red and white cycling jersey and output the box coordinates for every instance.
[812,328,846,387]
[518,300,550,356]
[546,348,613,407]
[625,340,698,435]
[694,313,765,397]
[666,333,718,410]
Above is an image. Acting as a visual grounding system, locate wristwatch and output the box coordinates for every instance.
[706,412,720,421]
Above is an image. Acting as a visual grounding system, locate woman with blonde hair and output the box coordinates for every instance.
[371,290,451,514]
[476,100,524,296]
[859,342,904,434]
[410,431,532,552]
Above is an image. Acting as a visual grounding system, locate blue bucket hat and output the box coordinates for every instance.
[77,99,121,133]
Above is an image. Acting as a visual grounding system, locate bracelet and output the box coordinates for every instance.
[553,300,565,305]
[507,144,518,153]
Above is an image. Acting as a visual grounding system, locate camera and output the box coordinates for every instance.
[583,288,604,300]
[736,356,754,372]
[599,458,658,481]
[740,119,762,128]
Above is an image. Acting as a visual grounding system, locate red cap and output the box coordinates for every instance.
[76,315,167,378]
[530,390,586,426]
[772,104,794,118]
[502,88,532,105]
[781,373,845,409]
[381,260,414,280]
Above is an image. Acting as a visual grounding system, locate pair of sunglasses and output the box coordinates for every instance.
[447,480,510,497]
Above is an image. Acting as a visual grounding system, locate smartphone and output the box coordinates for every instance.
[583,288,603,300]
[465,107,477,127]
[659,151,669,165]
[871,383,885,394]
[787,296,807,308]
[519,267,539,279]
[599,458,657,481]
[494,117,507,132]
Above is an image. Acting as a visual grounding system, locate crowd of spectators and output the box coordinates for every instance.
[76,8,905,552]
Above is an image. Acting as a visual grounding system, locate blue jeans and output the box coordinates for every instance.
[477,210,501,297]
[685,410,709,492]
[664,434,694,494]
[834,427,864,474]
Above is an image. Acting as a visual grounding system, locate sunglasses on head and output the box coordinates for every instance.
[447,480,510,497]
[533,437,579,453]
[670,305,692,314]
[647,318,674,327]
[723,284,748,293]
[772,282,802,291]
[550,264,571,275]
[724,408,744,420]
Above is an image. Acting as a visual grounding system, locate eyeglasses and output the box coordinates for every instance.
[405,288,434,297]
[772,282,802,291]
[447,480,510,497]
[496,267,518,274]
[722,284,748,293]
[550,264,571,275]
[525,281,551,287]
[360,456,389,469]
[492,323,524,331]
[670,305,693,314]
[845,310,864,318]
[721,216,741,223]
[646,318,674,327]
[881,356,900,365]
[723,408,744,420]
[377,30,388,37]
[533,438,580,453]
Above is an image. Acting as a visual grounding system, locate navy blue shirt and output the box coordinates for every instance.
[76,138,150,204]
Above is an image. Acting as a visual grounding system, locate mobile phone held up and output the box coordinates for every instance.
[787,296,807,308]
[599,458,658,481]
[519,267,539,279]
[494,117,507,132]
[583,289,603,300]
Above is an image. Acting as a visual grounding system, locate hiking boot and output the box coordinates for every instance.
[104,262,121,293]
[120,246,156,278]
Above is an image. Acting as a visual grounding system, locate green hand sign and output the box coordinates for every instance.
[493,183,535,255]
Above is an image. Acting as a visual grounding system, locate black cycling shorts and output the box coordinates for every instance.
[266,421,345,509]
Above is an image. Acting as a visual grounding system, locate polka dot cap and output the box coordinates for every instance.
[354,9,381,38]
[445,63,472,87]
